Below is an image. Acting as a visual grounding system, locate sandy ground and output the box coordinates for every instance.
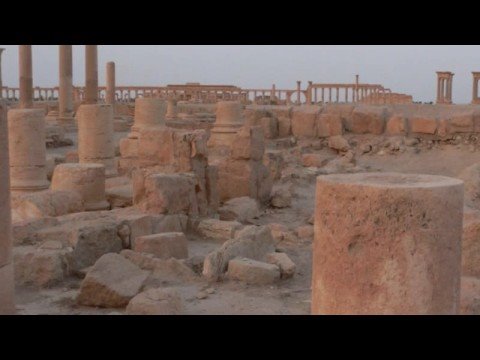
[13,131,480,315]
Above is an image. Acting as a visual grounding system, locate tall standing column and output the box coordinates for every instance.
[106,61,116,107]
[19,45,33,109]
[0,100,15,314]
[307,81,313,105]
[58,45,74,125]
[271,84,276,102]
[472,73,480,105]
[85,45,98,104]
[0,48,5,99]
[296,81,301,105]
[447,76,453,104]
[436,77,441,104]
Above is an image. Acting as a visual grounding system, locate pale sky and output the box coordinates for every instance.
[1,45,479,103]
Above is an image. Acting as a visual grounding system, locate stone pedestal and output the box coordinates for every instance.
[77,104,117,178]
[0,100,15,314]
[312,172,464,315]
[51,163,110,211]
[208,101,244,148]
[8,109,49,192]
[129,98,166,139]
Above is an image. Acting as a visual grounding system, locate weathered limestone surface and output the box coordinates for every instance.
[77,253,149,308]
[51,163,110,211]
[0,101,14,314]
[208,101,244,149]
[227,258,280,285]
[313,173,464,315]
[197,219,243,243]
[134,232,188,260]
[216,126,272,204]
[8,109,49,191]
[77,104,117,177]
[203,225,276,281]
[11,190,84,222]
[126,287,183,315]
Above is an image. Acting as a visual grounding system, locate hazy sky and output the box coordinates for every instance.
[1,45,479,103]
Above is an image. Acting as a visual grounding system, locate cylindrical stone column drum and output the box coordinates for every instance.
[8,109,49,191]
[130,98,166,138]
[51,163,110,211]
[312,173,464,315]
[208,101,244,148]
[216,101,243,125]
[77,104,117,178]
[0,100,15,314]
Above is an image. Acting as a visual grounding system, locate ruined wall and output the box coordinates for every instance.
[246,104,480,140]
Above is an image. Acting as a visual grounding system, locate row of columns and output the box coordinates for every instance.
[436,71,454,104]
[1,45,118,312]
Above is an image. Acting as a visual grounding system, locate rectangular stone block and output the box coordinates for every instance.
[261,117,279,139]
[133,172,199,216]
[349,107,387,135]
[410,117,438,135]
[450,113,474,133]
[198,219,243,243]
[291,106,320,139]
[277,116,292,138]
[386,116,407,135]
[119,138,138,159]
[134,232,188,260]
[227,257,280,284]
[231,126,265,161]
[316,113,344,138]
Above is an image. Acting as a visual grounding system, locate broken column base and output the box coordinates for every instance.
[208,124,242,149]
[51,163,110,212]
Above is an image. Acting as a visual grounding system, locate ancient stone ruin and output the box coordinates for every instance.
[2,45,480,315]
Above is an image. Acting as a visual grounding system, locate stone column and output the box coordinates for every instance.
[58,45,74,125]
[77,104,117,177]
[0,48,5,99]
[436,77,441,104]
[106,61,116,108]
[19,45,33,109]
[208,101,244,149]
[51,163,109,211]
[307,81,313,105]
[447,75,453,104]
[296,81,301,105]
[355,75,359,102]
[0,101,15,314]
[130,98,166,139]
[8,108,49,191]
[312,173,463,315]
[85,45,98,104]
[472,73,480,105]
